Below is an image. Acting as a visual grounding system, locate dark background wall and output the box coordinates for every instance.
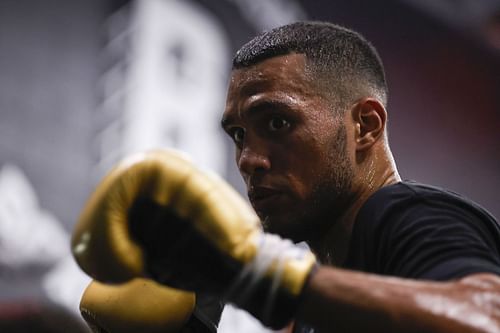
[0,0,104,228]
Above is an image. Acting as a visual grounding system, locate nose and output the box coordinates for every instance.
[237,145,271,178]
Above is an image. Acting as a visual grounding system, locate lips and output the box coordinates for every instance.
[248,186,283,211]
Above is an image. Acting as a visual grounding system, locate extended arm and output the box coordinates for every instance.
[298,268,500,333]
[71,150,500,333]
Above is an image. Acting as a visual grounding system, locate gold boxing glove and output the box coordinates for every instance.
[80,278,219,333]
[80,278,194,333]
[72,149,316,329]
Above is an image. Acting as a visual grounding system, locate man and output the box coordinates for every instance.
[73,21,500,333]
[220,21,500,332]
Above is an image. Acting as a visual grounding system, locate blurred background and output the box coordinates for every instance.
[0,0,499,332]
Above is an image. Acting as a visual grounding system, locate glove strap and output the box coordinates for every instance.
[225,234,316,328]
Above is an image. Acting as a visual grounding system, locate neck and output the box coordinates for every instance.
[308,146,401,266]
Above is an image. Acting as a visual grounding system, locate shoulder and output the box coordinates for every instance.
[346,181,500,279]
[357,181,498,228]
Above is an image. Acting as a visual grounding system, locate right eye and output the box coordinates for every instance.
[230,127,245,145]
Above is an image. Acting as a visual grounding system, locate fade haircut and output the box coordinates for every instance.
[233,21,388,110]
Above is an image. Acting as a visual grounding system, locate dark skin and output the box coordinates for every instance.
[222,53,500,332]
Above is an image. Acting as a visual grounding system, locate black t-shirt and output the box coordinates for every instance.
[343,181,500,280]
[293,181,500,333]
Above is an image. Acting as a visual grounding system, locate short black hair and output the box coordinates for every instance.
[233,21,388,108]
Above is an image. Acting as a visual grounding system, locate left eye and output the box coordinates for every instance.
[268,116,290,131]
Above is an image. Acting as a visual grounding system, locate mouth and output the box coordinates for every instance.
[248,186,283,210]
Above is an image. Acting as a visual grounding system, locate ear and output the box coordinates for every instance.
[351,98,386,152]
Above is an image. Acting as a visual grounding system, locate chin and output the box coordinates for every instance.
[261,214,309,243]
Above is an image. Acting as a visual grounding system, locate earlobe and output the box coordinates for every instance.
[353,98,386,152]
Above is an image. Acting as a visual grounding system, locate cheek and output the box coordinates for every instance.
[233,149,247,179]
[234,148,241,165]
[280,140,327,197]
[290,123,348,190]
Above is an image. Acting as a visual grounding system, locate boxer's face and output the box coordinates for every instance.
[222,53,353,241]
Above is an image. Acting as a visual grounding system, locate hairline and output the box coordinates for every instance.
[232,50,381,116]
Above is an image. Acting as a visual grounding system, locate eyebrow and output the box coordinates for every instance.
[221,99,294,129]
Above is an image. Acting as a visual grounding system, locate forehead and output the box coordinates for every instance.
[226,53,313,105]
